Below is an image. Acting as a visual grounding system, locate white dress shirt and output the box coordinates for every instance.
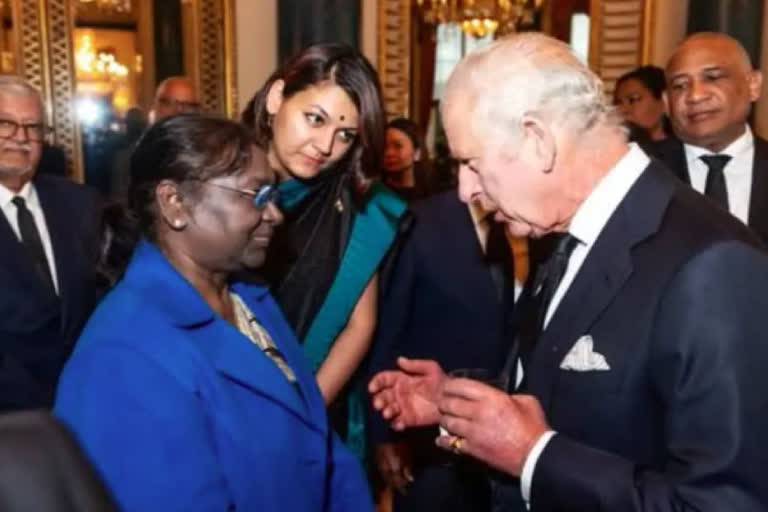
[519,143,651,503]
[684,124,754,224]
[0,181,60,293]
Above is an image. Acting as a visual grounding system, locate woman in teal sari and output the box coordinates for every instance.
[242,43,407,460]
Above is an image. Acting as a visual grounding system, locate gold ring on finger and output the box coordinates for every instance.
[450,436,463,454]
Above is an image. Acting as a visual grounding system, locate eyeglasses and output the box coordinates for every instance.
[156,96,202,113]
[0,119,51,142]
[202,182,279,210]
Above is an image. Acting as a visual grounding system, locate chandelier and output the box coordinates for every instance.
[416,0,543,39]
[75,34,129,81]
[77,0,132,14]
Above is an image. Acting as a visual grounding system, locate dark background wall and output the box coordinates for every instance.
[687,0,764,66]
[153,0,184,81]
[278,0,360,64]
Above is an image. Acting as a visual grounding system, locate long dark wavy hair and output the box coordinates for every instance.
[242,43,385,198]
[98,114,259,285]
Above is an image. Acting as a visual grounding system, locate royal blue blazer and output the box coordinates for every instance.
[54,241,372,512]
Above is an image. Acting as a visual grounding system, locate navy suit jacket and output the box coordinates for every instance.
[0,173,101,411]
[369,191,520,444]
[55,241,372,512]
[504,161,768,511]
[644,135,768,243]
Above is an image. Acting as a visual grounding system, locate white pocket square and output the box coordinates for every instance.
[560,335,611,371]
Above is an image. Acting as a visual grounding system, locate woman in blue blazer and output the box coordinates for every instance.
[54,115,372,512]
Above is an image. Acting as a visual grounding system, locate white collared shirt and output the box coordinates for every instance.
[520,143,651,503]
[0,181,59,293]
[684,124,754,224]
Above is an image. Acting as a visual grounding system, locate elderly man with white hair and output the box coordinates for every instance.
[370,33,768,511]
[0,76,102,412]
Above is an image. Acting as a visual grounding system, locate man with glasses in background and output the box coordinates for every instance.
[0,75,102,412]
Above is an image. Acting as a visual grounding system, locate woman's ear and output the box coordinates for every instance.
[155,180,188,231]
[266,79,286,116]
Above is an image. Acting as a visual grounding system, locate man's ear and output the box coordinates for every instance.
[520,114,555,173]
[266,79,286,116]
[155,180,188,230]
[748,70,763,102]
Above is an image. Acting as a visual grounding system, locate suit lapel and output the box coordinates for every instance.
[439,197,509,312]
[526,163,676,412]
[0,198,57,301]
[747,137,768,243]
[187,318,317,430]
[123,241,323,432]
[34,178,75,328]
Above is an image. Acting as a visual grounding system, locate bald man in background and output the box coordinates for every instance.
[111,77,199,199]
[647,32,768,243]
[148,76,200,123]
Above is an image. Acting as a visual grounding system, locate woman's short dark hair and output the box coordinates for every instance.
[242,43,385,196]
[99,114,259,284]
[387,118,422,151]
[615,65,667,100]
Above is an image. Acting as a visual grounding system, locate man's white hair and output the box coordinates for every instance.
[442,33,620,148]
[0,75,45,116]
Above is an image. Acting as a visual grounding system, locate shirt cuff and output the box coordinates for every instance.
[520,430,557,503]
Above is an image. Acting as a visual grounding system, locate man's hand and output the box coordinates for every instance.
[375,441,413,494]
[435,378,550,477]
[368,357,445,431]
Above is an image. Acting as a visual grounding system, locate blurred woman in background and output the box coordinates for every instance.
[383,117,432,201]
[614,65,672,143]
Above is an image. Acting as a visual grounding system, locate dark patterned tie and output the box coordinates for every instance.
[700,154,732,210]
[517,232,580,374]
[12,196,55,292]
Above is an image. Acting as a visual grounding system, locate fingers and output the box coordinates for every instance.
[438,415,473,440]
[368,370,400,393]
[376,443,414,493]
[437,395,475,421]
[397,357,443,376]
[441,377,500,401]
[435,434,475,459]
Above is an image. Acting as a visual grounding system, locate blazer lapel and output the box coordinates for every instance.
[34,179,76,328]
[526,163,676,412]
[0,200,59,321]
[650,138,690,185]
[187,319,317,430]
[437,198,508,311]
[747,137,768,243]
[123,241,322,432]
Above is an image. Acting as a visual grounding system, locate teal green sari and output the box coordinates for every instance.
[277,178,407,460]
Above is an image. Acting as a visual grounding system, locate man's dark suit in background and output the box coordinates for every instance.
[369,191,551,512]
[0,174,102,411]
[645,135,768,243]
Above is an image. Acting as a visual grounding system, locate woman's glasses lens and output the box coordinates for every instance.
[253,185,278,209]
